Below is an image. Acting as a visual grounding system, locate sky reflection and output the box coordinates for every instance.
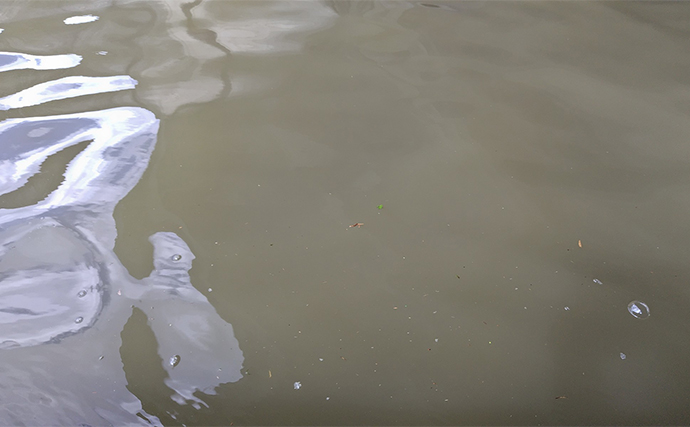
[0,45,242,425]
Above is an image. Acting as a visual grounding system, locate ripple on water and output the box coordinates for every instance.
[627,300,650,319]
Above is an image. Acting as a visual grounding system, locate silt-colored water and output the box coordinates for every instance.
[0,1,689,425]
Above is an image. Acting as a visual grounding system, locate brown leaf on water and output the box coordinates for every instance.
[349,222,364,228]
[555,396,567,400]
[578,240,582,248]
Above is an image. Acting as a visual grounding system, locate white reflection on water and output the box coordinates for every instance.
[0,75,136,110]
[63,14,99,25]
[0,51,81,72]
[0,50,243,425]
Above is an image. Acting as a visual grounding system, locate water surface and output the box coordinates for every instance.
[1,1,689,425]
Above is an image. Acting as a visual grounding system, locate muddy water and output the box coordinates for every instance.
[1,0,690,425]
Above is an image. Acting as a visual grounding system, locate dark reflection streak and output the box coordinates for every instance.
[181,0,233,101]
[121,307,180,427]
[0,139,90,209]
[122,4,157,107]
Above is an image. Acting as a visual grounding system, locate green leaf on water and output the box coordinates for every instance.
[377,204,384,210]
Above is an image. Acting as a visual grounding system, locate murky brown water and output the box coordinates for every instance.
[1,0,690,425]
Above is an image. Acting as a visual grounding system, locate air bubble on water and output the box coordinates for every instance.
[169,355,181,367]
[620,352,626,360]
[77,290,87,298]
[627,300,650,319]
[593,278,603,285]
[171,254,182,261]
[75,317,83,324]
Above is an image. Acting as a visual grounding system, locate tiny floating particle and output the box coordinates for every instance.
[293,381,301,390]
[620,352,626,360]
[349,222,364,228]
[171,254,182,261]
[593,278,603,285]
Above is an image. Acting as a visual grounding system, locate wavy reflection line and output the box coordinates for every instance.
[181,0,233,101]
[0,51,82,72]
[0,75,137,110]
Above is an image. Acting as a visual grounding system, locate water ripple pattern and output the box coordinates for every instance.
[0,46,243,426]
[627,300,650,319]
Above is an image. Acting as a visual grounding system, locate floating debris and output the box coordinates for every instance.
[349,222,364,228]
[620,352,626,360]
[593,278,603,285]
[293,381,302,390]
